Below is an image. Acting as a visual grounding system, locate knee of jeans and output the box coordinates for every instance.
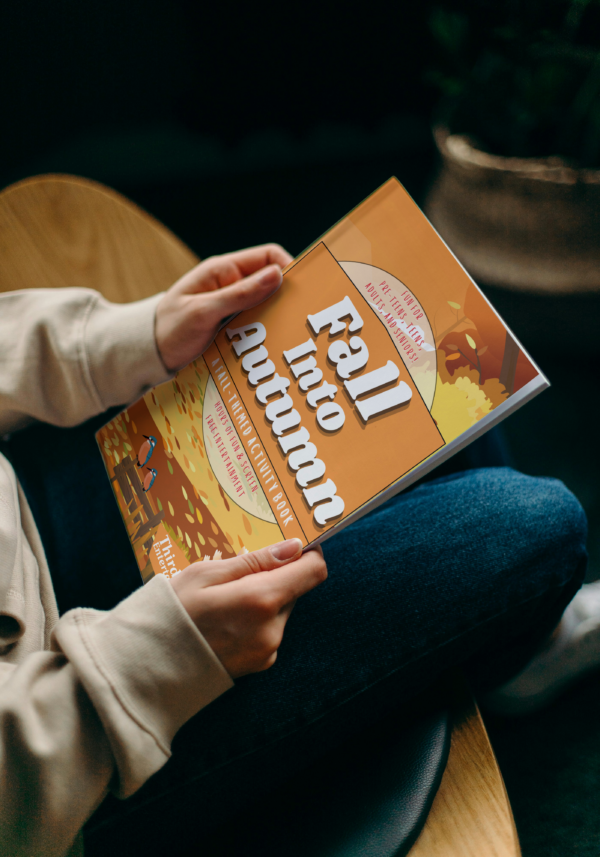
[487,468,587,589]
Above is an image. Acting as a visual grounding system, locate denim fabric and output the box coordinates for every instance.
[2,416,588,855]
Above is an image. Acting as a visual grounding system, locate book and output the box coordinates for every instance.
[96,177,548,582]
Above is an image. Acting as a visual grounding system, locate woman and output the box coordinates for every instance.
[0,245,589,856]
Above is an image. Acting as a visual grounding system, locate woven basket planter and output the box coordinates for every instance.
[425,127,600,294]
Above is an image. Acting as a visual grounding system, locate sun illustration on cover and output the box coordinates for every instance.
[98,358,280,582]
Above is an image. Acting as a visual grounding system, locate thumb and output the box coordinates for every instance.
[196,538,304,587]
[209,264,283,319]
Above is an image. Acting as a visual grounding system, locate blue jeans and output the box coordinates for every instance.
[3,415,588,856]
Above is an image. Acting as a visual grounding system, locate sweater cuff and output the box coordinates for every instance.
[52,575,233,798]
[84,292,172,410]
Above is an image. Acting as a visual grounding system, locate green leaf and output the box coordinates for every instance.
[156,498,163,511]
[466,334,477,350]
[188,499,194,514]
[167,461,174,475]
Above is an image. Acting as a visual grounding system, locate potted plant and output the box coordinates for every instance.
[424,0,600,293]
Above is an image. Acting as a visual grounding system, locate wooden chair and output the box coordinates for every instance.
[0,174,521,857]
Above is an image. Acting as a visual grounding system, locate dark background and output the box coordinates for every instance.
[2,2,600,854]
[0,0,437,255]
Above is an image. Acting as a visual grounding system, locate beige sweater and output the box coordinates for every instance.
[0,289,234,857]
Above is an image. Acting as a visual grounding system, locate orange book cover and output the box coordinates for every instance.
[96,178,548,583]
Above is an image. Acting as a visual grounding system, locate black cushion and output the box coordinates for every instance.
[200,699,451,857]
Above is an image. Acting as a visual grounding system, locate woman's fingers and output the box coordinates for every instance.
[206,263,284,320]
[179,245,293,295]
[266,548,328,604]
[177,542,327,609]
[184,539,304,587]
[222,244,294,279]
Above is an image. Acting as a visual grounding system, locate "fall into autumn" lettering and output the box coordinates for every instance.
[225,296,412,529]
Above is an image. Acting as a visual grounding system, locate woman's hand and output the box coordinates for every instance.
[169,540,327,678]
[155,244,293,372]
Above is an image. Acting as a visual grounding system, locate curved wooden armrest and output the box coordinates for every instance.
[409,671,521,857]
[0,174,197,298]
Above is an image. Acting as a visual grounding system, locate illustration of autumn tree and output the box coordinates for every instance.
[434,300,473,346]
[434,300,488,384]
[445,334,488,384]
[499,331,520,396]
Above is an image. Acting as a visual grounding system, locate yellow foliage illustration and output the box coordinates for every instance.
[432,351,508,442]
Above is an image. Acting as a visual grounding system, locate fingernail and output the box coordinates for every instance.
[259,265,281,287]
[270,538,303,561]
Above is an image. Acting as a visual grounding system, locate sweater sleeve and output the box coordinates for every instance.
[0,288,171,435]
[0,576,233,857]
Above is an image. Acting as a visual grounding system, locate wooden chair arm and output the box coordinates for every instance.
[409,672,521,857]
